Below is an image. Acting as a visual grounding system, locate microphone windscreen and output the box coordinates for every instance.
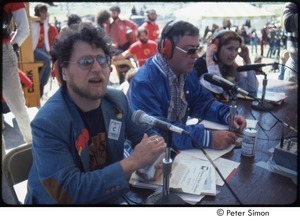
[236,66,250,72]
[236,63,270,72]
[131,110,144,124]
[203,74,213,81]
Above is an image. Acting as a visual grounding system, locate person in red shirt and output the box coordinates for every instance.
[112,27,158,67]
[107,5,138,52]
[141,9,160,43]
[31,3,58,97]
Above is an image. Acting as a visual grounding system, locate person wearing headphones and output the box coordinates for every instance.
[126,20,247,150]
[195,29,258,100]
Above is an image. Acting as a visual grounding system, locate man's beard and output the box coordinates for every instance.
[140,39,148,44]
[68,81,107,100]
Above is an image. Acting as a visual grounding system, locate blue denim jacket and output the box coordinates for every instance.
[127,54,231,150]
[25,88,154,204]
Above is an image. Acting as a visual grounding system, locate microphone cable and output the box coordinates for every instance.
[279,63,298,74]
[188,134,243,205]
[237,94,276,134]
[248,107,271,149]
[238,93,297,150]
[246,94,298,133]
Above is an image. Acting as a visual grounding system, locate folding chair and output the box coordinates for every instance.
[2,143,32,204]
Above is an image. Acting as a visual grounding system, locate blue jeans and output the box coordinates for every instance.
[250,38,258,54]
[34,48,51,95]
[278,61,285,80]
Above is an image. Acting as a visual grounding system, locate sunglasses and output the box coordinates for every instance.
[64,55,111,70]
[175,46,200,56]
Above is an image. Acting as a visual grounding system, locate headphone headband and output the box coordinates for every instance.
[161,20,175,38]
[159,20,183,59]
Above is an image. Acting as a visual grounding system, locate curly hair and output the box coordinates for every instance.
[52,22,113,88]
[96,10,111,27]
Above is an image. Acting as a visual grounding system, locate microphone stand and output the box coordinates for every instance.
[227,86,242,147]
[145,131,186,205]
[251,69,274,111]
[228,91,237,132]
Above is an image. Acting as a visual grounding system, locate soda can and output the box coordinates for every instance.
[241,127,258,157]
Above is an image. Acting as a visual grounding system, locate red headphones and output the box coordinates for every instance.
[159,20,176,59]
[210,29,232,62]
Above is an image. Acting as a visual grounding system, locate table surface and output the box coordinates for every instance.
[3,79,296,206]
[128,78,298,206]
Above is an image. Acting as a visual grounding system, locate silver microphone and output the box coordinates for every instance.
[132,110,190,136]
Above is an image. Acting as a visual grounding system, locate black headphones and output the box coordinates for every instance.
[159,20,177,59]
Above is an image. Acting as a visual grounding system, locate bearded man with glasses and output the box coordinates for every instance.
[127,20,247,151]
[25,22,165,205]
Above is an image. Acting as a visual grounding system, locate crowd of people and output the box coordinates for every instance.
[2,2,297,205]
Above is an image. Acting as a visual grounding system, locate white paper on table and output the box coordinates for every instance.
[175,192,206,205]
[214,157,240,186]
[129,152,216,196]
[186,118,257,131]
[174,152,216,195]
[170,160,209,195]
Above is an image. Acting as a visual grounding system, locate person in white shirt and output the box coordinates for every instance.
[2,2,32,158]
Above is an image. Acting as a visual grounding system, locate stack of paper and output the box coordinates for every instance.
[179,149,240,187]
[130,147,240,204]
[130,153,216,203]
[130,117,244,204]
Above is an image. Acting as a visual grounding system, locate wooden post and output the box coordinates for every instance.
[18,3,42,107]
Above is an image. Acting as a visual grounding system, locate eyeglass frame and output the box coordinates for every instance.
[63,54,111,70]
[175,45,200,56]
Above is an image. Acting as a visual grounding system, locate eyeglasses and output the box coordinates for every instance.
[175,46,200,56]
[64,55,110,70]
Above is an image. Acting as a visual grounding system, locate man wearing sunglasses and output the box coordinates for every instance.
[127,20,247,151]
[25,22,165,204]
